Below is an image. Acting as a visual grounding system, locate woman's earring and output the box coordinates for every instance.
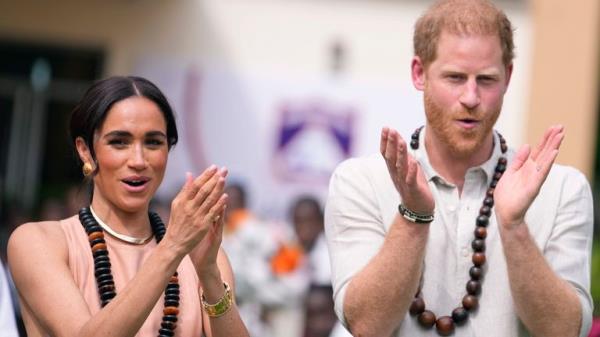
[82,162,94,176]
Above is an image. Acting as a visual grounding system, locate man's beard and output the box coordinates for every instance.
[423,91,500,159]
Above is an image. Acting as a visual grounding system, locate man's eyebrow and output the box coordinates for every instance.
[440,68,502,76]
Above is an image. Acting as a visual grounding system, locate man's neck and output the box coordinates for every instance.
[424,131,495,193]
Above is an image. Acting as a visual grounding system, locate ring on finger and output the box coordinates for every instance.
[213,215,221,223]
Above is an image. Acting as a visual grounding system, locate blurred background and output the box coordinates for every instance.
[0,0,598,336]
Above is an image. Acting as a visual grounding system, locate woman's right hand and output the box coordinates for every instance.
[380,127,434,215]
[163,165,228,256]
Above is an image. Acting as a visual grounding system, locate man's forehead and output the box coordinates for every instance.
[430,31,504,67]
[437,30,502,47]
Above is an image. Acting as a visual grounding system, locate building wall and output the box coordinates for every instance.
[1,0,597,178]
[527,0,600,179]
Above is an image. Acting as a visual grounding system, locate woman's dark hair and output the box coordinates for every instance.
[69,76,178,163]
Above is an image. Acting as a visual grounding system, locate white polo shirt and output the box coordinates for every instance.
[325,128,593,337]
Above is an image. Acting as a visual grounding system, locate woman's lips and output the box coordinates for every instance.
[121,177,150,193]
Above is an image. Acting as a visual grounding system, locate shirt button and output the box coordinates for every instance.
[461,248,470,257]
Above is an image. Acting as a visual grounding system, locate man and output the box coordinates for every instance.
[324,1,593,337]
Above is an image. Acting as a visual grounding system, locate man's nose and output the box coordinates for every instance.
[459,79,481,110]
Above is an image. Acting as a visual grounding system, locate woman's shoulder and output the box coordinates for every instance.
[11,216,77,239]
[10,220,61,240]
[8,216,77,259]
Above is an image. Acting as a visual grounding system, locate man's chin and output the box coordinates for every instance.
[447,138,482,159]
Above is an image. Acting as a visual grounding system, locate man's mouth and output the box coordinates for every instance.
[454,118,481,130]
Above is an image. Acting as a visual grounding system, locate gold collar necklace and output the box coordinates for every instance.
[89,206,154,245]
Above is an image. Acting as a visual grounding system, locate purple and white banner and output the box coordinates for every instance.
[135,60,424,219]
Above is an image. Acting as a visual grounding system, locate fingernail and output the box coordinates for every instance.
[220,167,229,176]
[208,164,217,171]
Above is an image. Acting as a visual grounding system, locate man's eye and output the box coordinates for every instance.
[478,76,497,84]
[447,74,465,82]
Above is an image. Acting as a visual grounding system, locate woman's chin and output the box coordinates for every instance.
[116,198,152,214]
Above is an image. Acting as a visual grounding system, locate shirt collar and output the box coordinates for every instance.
[410,126,506,186]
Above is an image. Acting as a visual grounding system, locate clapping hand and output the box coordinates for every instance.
[164,166,228,262]
[188,168,228,275]
[494,125,564,230]
[380,127,434,215]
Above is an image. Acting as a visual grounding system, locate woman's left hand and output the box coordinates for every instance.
[188,173,228,276]
[189,209,226,275]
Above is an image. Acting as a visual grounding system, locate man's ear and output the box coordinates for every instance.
[411,56,426,91]
[503,63,513,93]
[75,137,94,166]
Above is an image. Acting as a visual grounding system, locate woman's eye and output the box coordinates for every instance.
[146,139,165,147]
[108,139,128,147]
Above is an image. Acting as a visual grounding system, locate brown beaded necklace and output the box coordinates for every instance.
[79,207,180,337]
[407,126,507,336]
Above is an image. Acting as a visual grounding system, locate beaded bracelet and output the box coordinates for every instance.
[398,203,434,224]
[201,282,234,317]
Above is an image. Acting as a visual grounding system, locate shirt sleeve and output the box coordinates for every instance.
[0,263,18,337]
[324,158,388,326]
[543,168,594,337]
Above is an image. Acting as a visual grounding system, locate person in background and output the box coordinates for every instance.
[222,184,313,337]
[325,1,593,336]
[221,183,279,337]
[291,197,329,286]
[0,203,27,336]
[303,285,336,337]
[8,76,249,337]
[289,196,351,337]
[0,262,18,336]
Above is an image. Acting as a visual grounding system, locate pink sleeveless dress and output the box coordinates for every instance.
[59,215,203,336]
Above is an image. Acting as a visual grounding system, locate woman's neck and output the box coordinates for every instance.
[90,197,152,239]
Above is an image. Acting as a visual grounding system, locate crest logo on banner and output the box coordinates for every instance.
[272,98,356,184]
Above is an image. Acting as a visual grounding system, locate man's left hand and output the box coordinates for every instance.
[494,125,564,230]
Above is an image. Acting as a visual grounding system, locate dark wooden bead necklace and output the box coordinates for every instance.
[79,207,180,337]
[408,126,507,336]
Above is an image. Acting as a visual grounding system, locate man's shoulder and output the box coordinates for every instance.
[333,153,386,178]
[547,163,589,186]
[504,147,589,188]
[538,162,592,201]
[328,153,394,197]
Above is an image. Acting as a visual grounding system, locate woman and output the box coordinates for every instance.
[8,76,250,337]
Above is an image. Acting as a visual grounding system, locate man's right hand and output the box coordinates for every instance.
[380,127,434,215]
